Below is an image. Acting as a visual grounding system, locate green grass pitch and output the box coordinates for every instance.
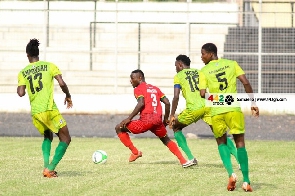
[0,137,294,196]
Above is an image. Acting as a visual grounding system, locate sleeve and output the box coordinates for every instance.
[134,87,144,100]
[234,61,245,77]
[157,87,166,100]
[198,70,207,90]
[173,75,181,89]
[50,63,62,77]
[18,71,26,86]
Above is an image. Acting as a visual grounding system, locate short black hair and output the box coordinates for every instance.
[26,38,40,57]
[131,69,145,78]
[201,43,217,55]
[176,54,191,66]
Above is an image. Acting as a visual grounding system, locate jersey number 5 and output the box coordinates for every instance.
[215,72,228,91]
[27,73,43,94]
[185,75,199,92]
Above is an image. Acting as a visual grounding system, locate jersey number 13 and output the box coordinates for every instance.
[27,73,43,94]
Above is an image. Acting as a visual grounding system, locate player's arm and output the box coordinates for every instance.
[171,87,180,116]
[199,71,207,98]
[128,96,144,120]
[160,96,170,126]
[54,74,72,109]
[17,72,26,97]
[119,97,144,128]
[237,74,259,117]
[17,85,26,97]
[200,89,206,98]
[169,85,180,128]
[237,74,253,94]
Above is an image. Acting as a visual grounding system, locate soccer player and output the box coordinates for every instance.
[169,54,240,166]
[115,69,194,168]
[199,43,259,192]
[17,38,72,178]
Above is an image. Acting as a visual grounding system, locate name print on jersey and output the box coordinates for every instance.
[21,64,48,78]
[208,65,229,74]
[147,88,157,93]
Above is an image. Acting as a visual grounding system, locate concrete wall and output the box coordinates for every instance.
[4,1,294,115]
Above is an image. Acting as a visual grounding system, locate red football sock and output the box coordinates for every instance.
[117,132,138,155]
[166,140,187,164]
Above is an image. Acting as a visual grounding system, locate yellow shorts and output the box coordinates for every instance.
[32,110,67,135]
[211,111,245,138]
[178,107,212,126]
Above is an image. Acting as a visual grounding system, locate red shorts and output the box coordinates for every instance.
[126,114,167,138]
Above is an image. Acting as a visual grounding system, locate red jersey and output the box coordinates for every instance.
[134,82,165,117]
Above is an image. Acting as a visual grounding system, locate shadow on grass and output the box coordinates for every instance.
[128,161,226,169]
[58,170,89,177]
[130,160,178,165]
[237,181,275,191]
[200,163,225,169]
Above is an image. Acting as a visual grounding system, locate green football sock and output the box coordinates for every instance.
[174,131,194,160]
[218,144,234,177]
[42,138,52,168]
[237,147,250,183]
[226,137,239,164]
[47,142,68,171]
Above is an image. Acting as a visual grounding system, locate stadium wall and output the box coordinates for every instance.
[1,1,294,115]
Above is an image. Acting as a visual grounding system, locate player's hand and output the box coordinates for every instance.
[168,115,175,129]
[119,118,131,129]
[251,107,259,118]
[64,97,73,109]
[163,118,169,127]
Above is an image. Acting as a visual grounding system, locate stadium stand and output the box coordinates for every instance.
[223,27,295,93]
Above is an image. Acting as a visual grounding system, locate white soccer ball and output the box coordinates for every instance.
[92,150,108,164]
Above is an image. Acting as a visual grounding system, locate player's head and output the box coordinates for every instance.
[175,54,191,73]
[201,43,218,65]
[130,69,145,88]
[26,39,40,61]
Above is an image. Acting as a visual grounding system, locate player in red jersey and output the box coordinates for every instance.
[115,69,194,168]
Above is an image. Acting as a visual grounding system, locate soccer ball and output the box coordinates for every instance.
[92,150,108,164]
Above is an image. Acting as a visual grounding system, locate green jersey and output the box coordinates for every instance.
[174,68,205,110]
[200,59,245,116]
[18,61,61,115]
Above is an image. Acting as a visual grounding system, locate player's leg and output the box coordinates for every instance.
[46,111,71,173]
[227,111,252,192]
[233,134,252,192]
[212,114,236,191]
[203,107,239,166]
[173,110,195,161]
[42,130,53,169]
[153,124,187,166]
[226,136,240,167]
[32,114,52,170]
[115,118,151,162]
[115,122,140,157]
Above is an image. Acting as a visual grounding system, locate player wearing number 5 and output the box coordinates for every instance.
[17,39,72,178]
[168,55,239,166]
[199,43,259,192]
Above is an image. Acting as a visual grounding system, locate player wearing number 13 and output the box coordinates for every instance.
[199,43,259,192]
[17,39,72,178]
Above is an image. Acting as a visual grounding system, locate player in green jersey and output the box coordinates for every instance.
[17,38,73,178]
[168,54,239,166]
[199,43,259,192]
